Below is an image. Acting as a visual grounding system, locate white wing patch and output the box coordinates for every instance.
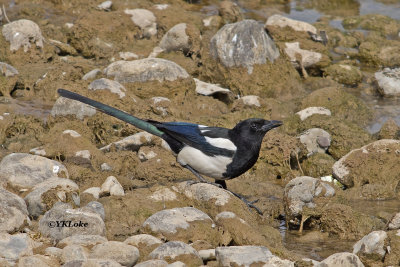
[177,146,232,178]
[205,137,237,151]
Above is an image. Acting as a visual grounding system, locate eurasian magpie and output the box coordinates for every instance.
[57,89,282,213]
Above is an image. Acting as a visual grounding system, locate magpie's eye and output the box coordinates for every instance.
[251,123,258,130]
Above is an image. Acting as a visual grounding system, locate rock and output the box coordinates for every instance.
[150,97,171,117]
[48,39,78,56]
[143,207,219,245]
[148,241,202,265]
[219,1,242,24]
[100,163,112,171]
[318,252,364,267]
[0,233,35,265]
[58,235,108,249]
[124,9,157,37]
[82,187,101,199]
[0,62,19,77]
[284,42,322,69]
[194,78,233,103]
[44,246,62,258]
[100,132,155,152]
[29,147,47,156]
[83,201,105,221]
[82,69,101,80]
[240,95,261,107]
[75,150,91,161]
[138,147,157,162]
[100,176,124,197]
[389,213,400,230]
[88,78,126,98]
[199,249,215,261]
[149,187,177,202]
[17,255,59,267]
[296,107,331,121]
[124,234,162,259]
[63,130,82,138]
[39,202,105,242]
[324,64,362,86]
[97,0,112,11]
[264,256,295,266]
[119,52,139,60]
[378,118,400,140]
[210,19,279,74]
[375,68,400,97]
[0,188,29,233]
[284,176,335,218]
[215,246,273,266]
[265,14,317,34]
[0,153,68,189]
[168,262,186,267]
[89,241,139,266]
[51,96,96,120]
[24,177,79,218]
[104,59,189,83]
[179,182,232,206]
[61,244,89,264]
[135,260,168,267]
[299,128,331,156]
[2,19,44,52]
[159,23,189,53]
[63,259,122,267]
[153,4,168,10]
[332,139,400,190]
[353,231,388,261]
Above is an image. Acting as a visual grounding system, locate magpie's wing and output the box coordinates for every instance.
[150,121,235,157]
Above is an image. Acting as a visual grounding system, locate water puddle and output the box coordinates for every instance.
[0,97,52,121]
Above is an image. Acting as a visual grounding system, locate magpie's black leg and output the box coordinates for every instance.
[215,180,227,189]
[184,165,223,188]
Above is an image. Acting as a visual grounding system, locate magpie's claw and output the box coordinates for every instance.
[187,180,223,189]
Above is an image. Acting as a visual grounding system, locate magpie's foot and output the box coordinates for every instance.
[186,180,223,189]
[227,191,262,215]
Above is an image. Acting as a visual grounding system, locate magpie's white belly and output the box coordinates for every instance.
[177,146,232,178]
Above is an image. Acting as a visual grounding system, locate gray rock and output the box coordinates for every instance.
[88,78,126,98]
[24,177,79,218]
[17,254,58,267]
[97,0,112,11]
[63,130,82,138]
[215,246,273,266]
[0,62,19,77]
[210,19,279,74]
[0,188,29,233]
[124,9,157,37]
[82,187,101,199]
[178,182,232,206]
[389,212,400,230]
[148,241,202,265]
[240,95,261,107]
[89,241,139,266]
[2,19,44,52]
[104,59,189,83]
[194,78,232,98]
[119,52,139,60]
[82,69,101,80]
[39,202,105,242]
[317,252,364,267]
[63,259,122,267]
[150,97,171,117]
[100,176,124,197]
[51,97,96,120]
[29,147,47,156]
[44,246,62,258]
[199,249,216,261]
[100,163,112,171]
[284,176,335,217]
[299,128,331,156]
[0,153,68,189]
[134,260,168,267]
[58,235,108,249]
[159,23,189,53]
[353,231,387,260]
[285,42,322,69]
[0,233,35,265]
[375,67,400,97]
[83,201,106,221]
[296,107,331,121]
[138,147,157,162]
[143,207,213,235]
[100,132,155,152]
[61,244,89,264]
[265,14,317,34]
[167,262,186,267]
[124,234,162,247]
[148,187,177,202]
[263,256,295,267]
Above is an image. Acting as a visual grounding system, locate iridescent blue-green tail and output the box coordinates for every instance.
[57,89,164,137]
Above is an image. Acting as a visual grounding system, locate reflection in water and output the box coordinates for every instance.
[0,97,52,121]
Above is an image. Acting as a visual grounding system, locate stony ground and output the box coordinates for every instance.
[0,0,400,266]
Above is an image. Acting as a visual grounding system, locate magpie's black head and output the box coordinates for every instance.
[231,118,282,139]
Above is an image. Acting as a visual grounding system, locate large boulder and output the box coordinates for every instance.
[0,188,29,233]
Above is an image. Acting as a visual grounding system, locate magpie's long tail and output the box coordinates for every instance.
[57,89,164,137]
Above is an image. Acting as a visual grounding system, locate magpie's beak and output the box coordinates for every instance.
[261,120,283,131]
